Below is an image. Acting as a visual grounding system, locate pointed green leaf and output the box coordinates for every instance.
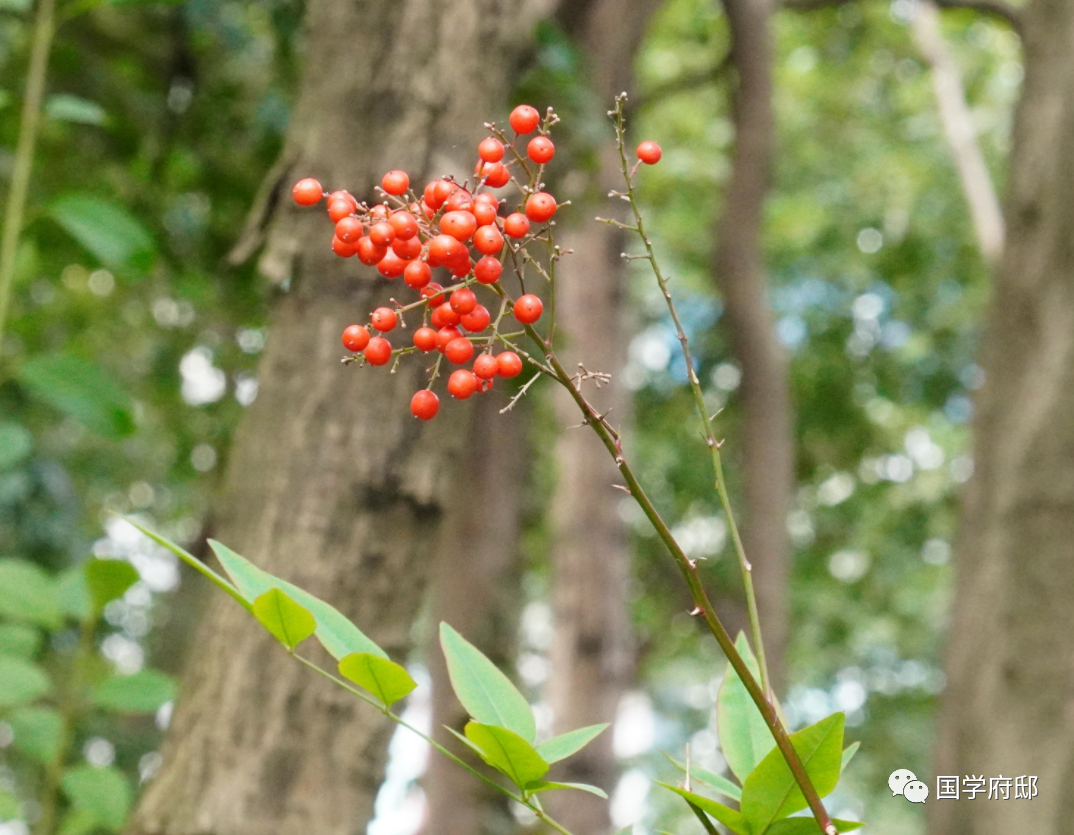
[657,783,750,835]
[536,723,609,763]
[662,752,742,801]
[717,632,775,782]
[765,817,863,834]
[0,559,61,628]
[464,722,549,788]
[18,353,134,440]
[49,194,153,270]
[741,713,845,833]
[85,560,139,612]
[446,725,490,759]
[0,624,42,659]
[841,742,860,773]
[8,706,63,764]
[252,588,316,652]
[61,765,130,832]
[440,623,534,741]
[526,780,608,799]
[0,656,51,707]
[209,540,386,659]
[338,653,416,707]
[90,669,176,714]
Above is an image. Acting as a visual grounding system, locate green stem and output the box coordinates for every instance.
[0,0,57,356]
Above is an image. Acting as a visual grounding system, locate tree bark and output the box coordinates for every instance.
[128,5,549,835]
[713,0,793,692]
[931,1,1074,831]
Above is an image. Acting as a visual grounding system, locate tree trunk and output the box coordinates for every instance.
[931,1,1074,832]
[712,0,793,692]
[543,3,660,831]
[128,5,549,835]
[424,395,527,835]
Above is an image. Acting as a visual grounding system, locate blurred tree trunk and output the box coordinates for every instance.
[425,395,527,835]
[127,4,550,835]
[931,2,1074,833]
[543,2,660,831]
[712,0,793,692]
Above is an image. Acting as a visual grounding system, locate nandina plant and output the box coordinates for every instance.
[136,96,861,835]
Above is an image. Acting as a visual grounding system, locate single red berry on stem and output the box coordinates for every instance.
[472,197,499,227]
[413,327,438,352]
[292,178,323,206]
[444,189,474,213]
[448,369,478,400]
[392,236,422,260]
[410,389,439,421]
[448,256,473,279]
[422,283,446,306]
[527,136,555,164]
[503,213,530,239]
[435,302,461,327]
[636,140,662,164]
[428,234,466,266]
[389,211,419,240]
[513,294,543,324]
[382,170,410,196]
[377,251,408,279]
[473,225,504,256]
[369,222,396,247]
[473,354,499,380]
[497,351,523,378]
[509,104,541,134]
[440,210,478,242]
[404,260,432,289]
[478,137,505,162]
[479,162,510,188]
[436,326,463,352]
[332,236,358,258]
[342,324,370,352]
[364,336,392,366]
[335,217,364,243]
[474,256,502,284]
[357,237,388,266]
[328,198,356,223]
[525,192,557,223]
[450,287,477,315]
[460,304,491,333]
[371,307,398,332]
[445,337,474,364]
[424,180,447,209]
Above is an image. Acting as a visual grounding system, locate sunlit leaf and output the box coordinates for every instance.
[0,559,61,628]
[657,783,750,835]
[0,656,50,707]
[91,669,176,714]
[536,723,609,763]
[85,560,139,612]
[61,765,131,832]
[49,193,153,270]
[841,742,860,773]
[0,624,42,659]
[464,721,549,788]
[18,353,134,440]
[252,588,316,651]
[662,752,742,801]
[338,653,416,707]
[526,780,608,799]
[8,706,64,764]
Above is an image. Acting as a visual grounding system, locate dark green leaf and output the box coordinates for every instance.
[49,194,153,270]
[526,780,608,799]
[536,723,609,763]
[0,656,51,707]
[662,752,742,801]
[440,623,534,742]
[657,783,750,835]
[765,817,864,834]
[741,713,845,833]
[252,588,316,651]
[338,653,416,707]
[61,766,130,832]
[90,669,176,714]
[85,560,139,612]
[464,722,549,788]
[841,742,860,773]
[717,632,775,782]
[0,559,61,628]
[0,624,42,659]
[18,353,134,440]
[8,706,64,764]
[0,422,32,469]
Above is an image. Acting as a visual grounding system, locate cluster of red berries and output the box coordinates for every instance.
[292,103,661,422]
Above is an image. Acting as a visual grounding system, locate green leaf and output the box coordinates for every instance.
[49,194,153,270]
[841,742,860,773]
[338,653,416,707]
[464,721,549,788]
[57,809,102,835]
[18,353,134,440]
[526,781,608,799]
[717,632,775,783]
[45,95,106,126]
[741,713,846,834]
[90,669,176,714]
[8,706,64,764]
[662,752,742,801]
[0,655,51,707]
[765,818,863,834]
[208,540,386,659]
[0,790,19,820]
[61,765,130,832]
[536,723,609,763]
[253,588,316,652]
[0,422,32,469]
[85,560,139,612]
[439,623,535,742]
[657,783,750,835]
[0,623,42,658]
[0,559,61,628]
[57,567,92,621]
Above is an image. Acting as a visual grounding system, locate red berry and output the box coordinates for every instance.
[436,326,463,352]
[370,307,398,332]
[332,236,358,258]
[434,302,461,327]
[381,170,410,196]
[636,140,662,164]
[392,235,423,260]
[369,221,396,247]
[328,198,356,223]
[389,211,419,240]
[410,389,439,420]
[527,136,555,164]
[369,204,390,220]
[433,179,456,205]
[444,189,474,213]
[357,237,388,266]
[473,225,504,256]
[428,234,466,266]
[472,198,499,227]
[503,213,530,238]
[445,337,474,364]
[448,257,473,278]
[474,256,502,284]
[460,304,491,333]
[364,336,392,366]
[497,351,523,378]
[292,178,323,206]
[525,192,557,223]
[509,104,541,134]
[413,327,438,352]
[404,260,432,289]
[513,294,543,324]
[422,283,446,306]
[473,354,499,379]
[377,250,408,279]
[423,180,446,209]
[478,137,505,163]
[447,369,478,400]
[479,162,510,188]
[335,216,364,243]
[440,210,478,242]
[327,190,357,211]
[450,287,477,315]
[342,324,370,352]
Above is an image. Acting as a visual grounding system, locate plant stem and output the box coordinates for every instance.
[0,0,57,356]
